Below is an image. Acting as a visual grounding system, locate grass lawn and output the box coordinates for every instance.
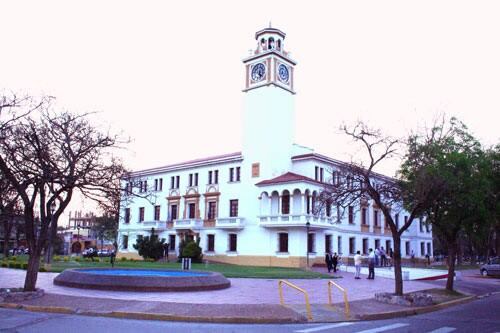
[1,254,332,279]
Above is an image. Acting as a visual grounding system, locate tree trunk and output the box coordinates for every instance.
[446,244,457,291]
[24,250,41,291]
[2,217,13,258]
[393,234,403,295]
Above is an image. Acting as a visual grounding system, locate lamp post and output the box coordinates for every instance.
[45,202,56,265]
[306,216,311,268]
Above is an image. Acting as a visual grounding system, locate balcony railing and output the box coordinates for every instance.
[216,217,245,229]
[141,220,167,229]
[259,214,335,228]
[173,218,203,230]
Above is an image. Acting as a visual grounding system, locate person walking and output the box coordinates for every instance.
[375,247,380,267]
[368,248,375,279]
[325,251,333,273]
[331,252,339,273]
[354,251,362,279]
[380,246,387,267]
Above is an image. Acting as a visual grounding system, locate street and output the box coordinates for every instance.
[1,292,499,333]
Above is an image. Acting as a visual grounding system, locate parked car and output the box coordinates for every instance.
[480,257,500,277]
[82,248,97,259]
[97,249,113,257]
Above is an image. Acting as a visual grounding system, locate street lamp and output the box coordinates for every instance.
[45,202,56,265]
[306,216,311,268]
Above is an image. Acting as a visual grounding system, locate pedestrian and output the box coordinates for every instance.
[163,243,169,262]
[389,247,393,266]
[425,253,430,267]
[368,248,375,279]
[325,251,333,273]
[375,247,380,266]
[110,248,116,268]
[380,246,387,267]
[354,250,362,279]
[332,252,339,273]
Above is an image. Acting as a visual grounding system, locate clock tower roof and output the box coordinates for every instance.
[255,27,286,40]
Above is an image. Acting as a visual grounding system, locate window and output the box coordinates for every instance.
[320,168,324,182]
[252,163,260,177]
[195,173,198,186]
[207,234,215,252]
[208,171,213,184]
[307,233,315,253]
[337,236,342,254]
[229,167,234,182]
[230,199,238,217]
[421,242,425,256]
[419,218,424,232]
[404,215,408,224]
[139,207,144,222]
[176,176,180,189]
[154,205,160,221]
[386,240,391,252]
[159,178,163,191]
[348,206,354,224]
[169,235,176,251]
[374,210,379,227]
[229,234,237,252]
[154,179,158,191]
[349,237,355,254]
[362,238,368,254]
[236,167,240,181]
[425,224,430,233]
[188,203,196,219]
[214,170,219,184]
[207,201,216,220]
[154,178,162,191]
[124,208,130,224]
[326,201,331,217]
[395,213,399,229]
[278,233,288,253]
[325,235,332,253]
[189,174,193,186]
[169,204,177,221]
[170,176,175,189]
[281,192,290,214]
[362,207,367,225]
[122,235,128,250]
[375,239,380,250]
[405,241,410,256]
[427,243,431,256]
[315,166,319,180]
[229,167,240,182]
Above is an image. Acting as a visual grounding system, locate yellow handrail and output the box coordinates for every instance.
[327,280,350,318]
[278,280,312,321]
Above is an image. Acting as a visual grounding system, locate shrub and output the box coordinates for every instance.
[120,257,127,261]
[133,228,166,260]
[11,256,17,262]
[63,256,70,262]
[1,262,7,268]
[53,256,61,262]
[75,257,81,262]
[39,266,47,272]
[181,239,203,263]
[22,263,28,270]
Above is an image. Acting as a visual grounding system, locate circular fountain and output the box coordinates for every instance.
[54,268,230,291]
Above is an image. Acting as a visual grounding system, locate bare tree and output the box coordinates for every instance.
[0,170,23,257]
[319,122,428,296]
[0,97,125,291]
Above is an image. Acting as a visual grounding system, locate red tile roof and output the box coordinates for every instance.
[256,172,322,186]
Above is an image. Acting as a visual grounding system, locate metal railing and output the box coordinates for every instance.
[327,280,350,318]
[278,280,312,321]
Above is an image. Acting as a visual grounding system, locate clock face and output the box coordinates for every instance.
[278,64,289,83]
[251,63,266,82]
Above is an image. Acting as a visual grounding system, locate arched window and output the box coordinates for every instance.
[271,191,280,215]
[281,190,290,214]
[277,39,281,51]
[268,37,275,50]
[261,38,266,50]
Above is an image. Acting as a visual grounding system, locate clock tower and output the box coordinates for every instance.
[242,26,297,181]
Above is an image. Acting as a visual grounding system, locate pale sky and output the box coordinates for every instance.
[1,1,499,214]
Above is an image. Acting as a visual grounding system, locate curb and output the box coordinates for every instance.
[357,295,476,321]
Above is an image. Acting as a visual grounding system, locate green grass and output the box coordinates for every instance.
[0,255,331,279]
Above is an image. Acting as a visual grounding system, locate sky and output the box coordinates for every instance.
[1,0,499,212]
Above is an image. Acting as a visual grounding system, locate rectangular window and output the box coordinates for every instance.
[207,201,216,220]
[214,170,219,184]
[278,233,288,253]
[421,242,425,256]
[122,235,128,249]
[425,224,430,233]
[362,207,367,225]
[374,210,379,227]
[404,215,408,224]
[188,203,196,219]
[252,163,260,177]
[189,174,193,187]
[208,171,213,184]
[349,237,355,254]
[159,178,163,191]
[307,233,315,253]
[320,168,324,182]
[386,240,391,253]
[362,238,368,255]
[348,206,354,224]
[169,204,177,221]
[169,235,176,251]
[375,239,380,250]
[124,208,130,224]
[143,180,147,192]
[236,167,240,181]
[405,241,410,256]
[315,166,319,181]
[195,173,199,186]
[154,205,160,221]
[207,234,215,252]
[426,243,431,256]
[230,199,238,217]
[337,236,342,254]
[139,207,144,222]
[154,179,158,191]
[419,218,424,232]
[229,234,237,252]
[325,235,332,253]
[229,167,234,182]
[176,176,180,189]
[170,176,175,189]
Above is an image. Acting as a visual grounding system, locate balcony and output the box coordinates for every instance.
[216,217,245,229]
[141,220,167,230]
[259,214,334,228]
[173,218,203,230]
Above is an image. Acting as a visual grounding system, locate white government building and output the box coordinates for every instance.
[117,26,433,267]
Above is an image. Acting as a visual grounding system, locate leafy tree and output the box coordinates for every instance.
[133,228,166,260]
[400,117,495,291]
[92,214,118,250]
[181,238,203,263]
